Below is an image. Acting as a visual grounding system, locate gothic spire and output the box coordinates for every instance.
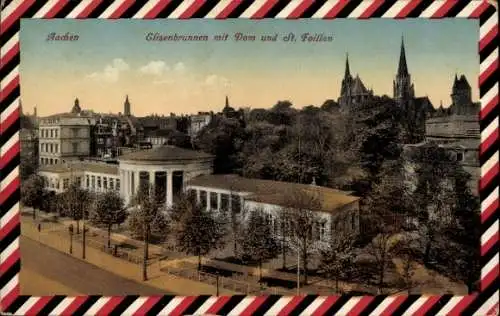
[225,95,229,108]
[344,53,351,78]
[397,36,409,76]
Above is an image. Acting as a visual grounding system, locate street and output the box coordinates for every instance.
[20,236,170,295]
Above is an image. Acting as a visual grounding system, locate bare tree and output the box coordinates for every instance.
[282,189,322,285]
[367,232,394,294]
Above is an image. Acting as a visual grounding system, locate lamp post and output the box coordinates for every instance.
[69,224,74,254]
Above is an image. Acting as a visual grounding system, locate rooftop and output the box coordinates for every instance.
[39,162,118,175]
[119,145,214,162]
[187,174,360,214]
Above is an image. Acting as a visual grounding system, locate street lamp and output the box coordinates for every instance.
[68,224,74,254]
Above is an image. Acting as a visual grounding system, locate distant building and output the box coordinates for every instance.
[338,54,374,110]
[38,98,95,166]
[188,112,212,137]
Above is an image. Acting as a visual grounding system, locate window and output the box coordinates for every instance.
[91,176,95,189]
[221,194,229,211]
[50,144,53,153]
[200,191,207,208]
[50,130,53,138]
[63,179,69,189]
[109,179,114,190]
[86,175,90,188]
[76,177,82,187]
[55,144,58,153]
[319,221,326,241]
[116,179,120,191]
[55,130,58,138]
[231,195,241,214]
[72,128,79,137]
[97,138,104,144]
[72,143,78,153]
[97,177,101,189]
[351,213,357,231]
[103,177,107,190]
[210,192,218,210]
[456,152,464,162]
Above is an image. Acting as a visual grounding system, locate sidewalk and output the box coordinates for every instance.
[21,216,237,295]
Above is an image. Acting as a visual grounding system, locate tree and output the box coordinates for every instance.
[62,183,92,234]
[282,189,322,285]
[319,232,356,294]
[367,232,395,294]
[239,210,279,283]
[176,199,226,271]
[90,190,127,248]
[21,174,46,220]
[128,183,169,281]
[20,154,38,181]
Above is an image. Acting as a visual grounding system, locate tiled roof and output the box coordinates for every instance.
[187,174,360,213]
[119,145,213,162]
[39,162,118,175]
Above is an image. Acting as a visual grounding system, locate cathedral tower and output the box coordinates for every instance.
[451,74,472,114]
[393,37,415,105]
[124,95,131,116]
[338,53,353,109]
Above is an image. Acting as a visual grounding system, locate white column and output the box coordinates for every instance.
[206,191,210,211]
[166,171,173,209]
[228,193,232,213]
[196,189,201,204]
[134,171,140,196]
[217,193,221,211]
[149,171,156,188]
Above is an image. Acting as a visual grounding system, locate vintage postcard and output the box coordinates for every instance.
[1,1,498,315]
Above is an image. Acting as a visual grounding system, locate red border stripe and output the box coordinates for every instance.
[379,295,407,316]
[205,296,231,314]
[482,198,499,223]
[144,0,172,19]
[480,163,499,190]
[109,0,135,19]
[413,296,441,315]
[348,296,375,316]
[0,248,20,277]
[76,0,104,19]
[133,296,162,315]
[96,297,125,315]
[44,0,69,19]
[60,296,89,316]
[481,231,498,256]
[277,296,305,316]
[396,0,422,18]
[312,296,339,316]
[480,95,498,120]
[0,75,20,103]
[169,296,196,316]
[288,0,315,19]
[240,296,268,316]
[252,0,278,19]
[324,0,349,19]
[216,0,243,19]
[480,59,498,86]
[0,0,36,36]
[480,26,498,52]
[359,0,384,19]
[470,0,491,18]
[0,214,20,242]
[481,263,499,290]
[25,296,53,316]
[0,141,20,171]
[0,284,20,313]
[0,177,20,206]
[0,43,19,72]
[179,0,206,19]
[0,107,20,135]
[431,0,458,18]
[448,294,477,315]
[480,127,499,154]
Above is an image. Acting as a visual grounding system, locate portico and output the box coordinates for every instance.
[118,146,214,208]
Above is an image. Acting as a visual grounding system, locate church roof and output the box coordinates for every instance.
[453,74,471,90]
[351,75,369,94]
[119,145,213,162]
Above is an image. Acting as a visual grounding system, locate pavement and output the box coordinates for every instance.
[21,237,167,295]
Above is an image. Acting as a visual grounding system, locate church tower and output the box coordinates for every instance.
[124,95,131,116]
[451,74,472,115]
[71,98,82,114]
[393,37,415,106]
[338,53,353,109]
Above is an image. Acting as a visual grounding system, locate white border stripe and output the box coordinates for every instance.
[51,298,76,315]
[482,188,499,214]
[474,290,499,316]
[348,0,373,18]
[0,132,19,159]
[480,13,498,38]
[133,0,161,18]
[122,297,148,315]
[369,297,397,316]
[240,0,266,18]
[382,0,410,18]
[481,151,499,177]
[481,83,498,109]
[481,253,499,278]
[481,117,499,141]
[66,0,94,18]
[0,65,19,91]
[480,48,498,73]
[457,1,482,17]
[335,297,361,315]
[230,297,256,315]
[482,220,499,246]
[312,0,338,18]
[0,0,24,19]
[206,0,234,19]
[437,296,467,315]
[300,297,326,316]
[1,237,19,262]
[1,203,19,230]
[32,0,60,18]
[0,97,20,124]
[1,275,19,306]
[99,0,125,18]
[14,297,39,316]
[420,0,444,18]
[0,167,19,193]
[402,297,428,316]
[275,0,302,18]
[193,296,218,315]
[159,296,185,314]
[0,32,19,58]
[264,297,293,316]
[86,297,111,315]
[168,0,195,18]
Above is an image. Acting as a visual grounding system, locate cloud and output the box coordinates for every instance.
[173,62,186,73]
[87,58,130,83]
[204,74,231,88]
[139,61,169,76]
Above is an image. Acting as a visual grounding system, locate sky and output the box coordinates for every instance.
[20,18,479,117]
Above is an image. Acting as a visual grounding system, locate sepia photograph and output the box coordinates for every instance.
[16,15,482,300]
